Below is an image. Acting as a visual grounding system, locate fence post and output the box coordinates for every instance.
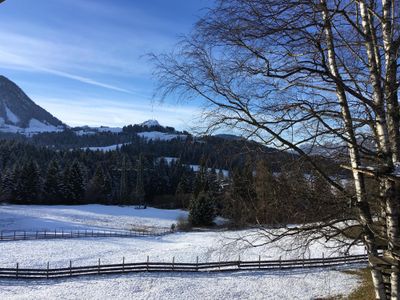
[322,253,325,267]
[196,256,199,272]
[0,230,2,241]
[47,262,49,279]
[16,263,19,279]
[259,255,261,269]
[172,257,175,271]
[302,254,305,267]
[14,231,16,240]
[279,256,282,269]
[62,230,64,238]
[238,255,241,270]
[70,260,72,277]
[147,256,149,272]
[123,257,125,273]
[92,230,94,237]
[44,230,47,238]
[24,231,26,240]
[98,258,101,275]
[36,231,38,239]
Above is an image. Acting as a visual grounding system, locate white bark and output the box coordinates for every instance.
[322,1,387,298]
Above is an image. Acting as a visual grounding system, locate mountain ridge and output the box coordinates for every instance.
[0,75,64,133]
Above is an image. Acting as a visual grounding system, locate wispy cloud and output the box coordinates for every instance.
[0,31,140,94]
[0,0,207,128]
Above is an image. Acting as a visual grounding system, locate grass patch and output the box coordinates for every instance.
[344,269,375,300]
[322,269,374,300]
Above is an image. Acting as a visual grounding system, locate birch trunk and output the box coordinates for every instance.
[360,1,400,298]
[321,1,386,298]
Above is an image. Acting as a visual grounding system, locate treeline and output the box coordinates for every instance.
[0,139,349,226]
[0,124,189,150]
[186,159,350,228]
[0,140,201,206]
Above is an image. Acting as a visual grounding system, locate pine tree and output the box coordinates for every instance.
[134,154,146,208]
[119,155,131,204]
[64,160,85,204]
[86,165,112,203]
[0,167,17,202]
[254,160,278,224]
[193,159,208,197]
[188,191,215,226]
[43,160,65,204]
[15,160,41,204]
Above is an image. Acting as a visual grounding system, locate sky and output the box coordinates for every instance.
[0,0,211,129]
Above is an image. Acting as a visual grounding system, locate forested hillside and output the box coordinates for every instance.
[0,134,349,225]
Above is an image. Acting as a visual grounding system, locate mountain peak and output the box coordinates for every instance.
[141,119,161,127]
[0,75,65,134]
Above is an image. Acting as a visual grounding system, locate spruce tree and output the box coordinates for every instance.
[119,155,131,204]
[64,160,85,204]
[134,154,146,208]
[188,191,215,226]
[193,159,208,197]
[43,160,65,204]
[0,167,17,202]
[87,165,112,203]
[15,160,41,204]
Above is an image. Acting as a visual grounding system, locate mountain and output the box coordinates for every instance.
[141,119,161,127]
[0,75,64,134]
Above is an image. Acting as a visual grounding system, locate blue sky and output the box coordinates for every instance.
[0,0,211,129]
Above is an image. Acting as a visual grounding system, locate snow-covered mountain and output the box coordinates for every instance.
[0,76,186,140]
[0,76,65,134]
[141,119,161,127]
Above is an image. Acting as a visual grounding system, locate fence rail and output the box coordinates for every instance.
[0,254,368,279]
[0,228,172,242]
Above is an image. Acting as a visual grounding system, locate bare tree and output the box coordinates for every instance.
[152,0,400,298]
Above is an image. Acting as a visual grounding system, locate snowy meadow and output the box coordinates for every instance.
[0,204,364,299]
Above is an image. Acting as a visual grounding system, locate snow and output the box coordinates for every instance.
[158,157,180,164]
[0,269,359,300]
[0,117,63,135]
[24,119,63,134]
[0,205,365,299]
[73,127,123,136]
[0,123,22,133]
[138,131,187,141]
[393,162,400,177]
[141,119,161,127]
[0,205,187,231]
[189,165,229,178]
[5,105,20,124]
[96,127,123,133]
[82,143,128,152]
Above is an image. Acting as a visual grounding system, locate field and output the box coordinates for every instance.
[0,204,364,299]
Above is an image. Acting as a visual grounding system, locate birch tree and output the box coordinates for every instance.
[152,0,400,298]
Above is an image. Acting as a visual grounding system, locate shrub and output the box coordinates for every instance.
[176,215,192,231]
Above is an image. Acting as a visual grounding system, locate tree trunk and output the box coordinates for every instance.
[321,1,387,297]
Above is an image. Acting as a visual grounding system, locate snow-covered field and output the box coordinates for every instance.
[0,205,363,299]
[137,131,187,141]
[82,143,129,152]
[0,269,358,300]
[0,204,187,231]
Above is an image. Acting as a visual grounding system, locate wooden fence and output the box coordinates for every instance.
[0,254,368,279]
[0,228,172,242]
